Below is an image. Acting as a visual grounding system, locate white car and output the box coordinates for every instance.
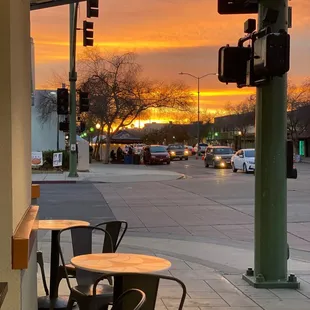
[231,148,255,173]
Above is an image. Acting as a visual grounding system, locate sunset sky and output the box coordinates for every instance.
[31,0,310,115]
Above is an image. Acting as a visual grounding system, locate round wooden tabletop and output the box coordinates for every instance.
[38,219,90,231]
[71,253,171,273]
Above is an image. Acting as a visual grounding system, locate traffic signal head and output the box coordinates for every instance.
[80,121,86,133]
[83,21,94,47]
[218,0,258,15]
[87,0,99,18]
[79,92,90,112]
[254,32,290,77]
[218,46,251,86]
[57,88,69,115]
[59,121,69,131]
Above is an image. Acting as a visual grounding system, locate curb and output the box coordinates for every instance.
[32,180,77,184]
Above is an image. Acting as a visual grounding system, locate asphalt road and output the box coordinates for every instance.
[38,182,115,225]
[153,155,310,178]
[38,157,310,262]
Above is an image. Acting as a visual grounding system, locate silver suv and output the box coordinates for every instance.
[167,145,189,161]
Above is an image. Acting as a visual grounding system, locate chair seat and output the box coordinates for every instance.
[58,264,76,277]
[72,283,114,298]
[65,263,75,271]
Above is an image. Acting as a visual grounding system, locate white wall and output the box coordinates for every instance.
[32,90,65,151]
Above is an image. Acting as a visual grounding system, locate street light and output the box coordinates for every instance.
[179,72,217,158]
[96,123,101,130]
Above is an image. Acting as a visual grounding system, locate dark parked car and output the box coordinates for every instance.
[167,145,189,161]
[204,146,234,168]
[143,145,170,165]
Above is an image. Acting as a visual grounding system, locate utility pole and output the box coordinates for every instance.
[68,3,79,177]
[197,77,200,148]
[243,0,299,288]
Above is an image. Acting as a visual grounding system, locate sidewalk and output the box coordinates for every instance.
[38,236,310,310]
[32,163,183,183]
[300,157,310,164]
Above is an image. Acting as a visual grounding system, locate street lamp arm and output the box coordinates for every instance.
[199,73,217,79]
[179,72,198,80]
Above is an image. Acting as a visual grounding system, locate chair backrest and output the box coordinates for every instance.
[94,272,187,310]
[111,289,146,310]
[58,225,113,289]
[95,220,128,252]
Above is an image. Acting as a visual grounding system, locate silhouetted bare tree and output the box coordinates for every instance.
[225,95,256,140]
[287,79,310,153]
[78,49,193,163]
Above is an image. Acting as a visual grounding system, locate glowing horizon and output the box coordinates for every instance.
[31,0,310,113]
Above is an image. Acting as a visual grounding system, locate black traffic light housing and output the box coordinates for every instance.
[59,121,69,131]
[218,0,258,15]
[79,92,90,112]
[253,31,290,77]
[80,121,86,133]
[87,0,99,18]
[218,45,251,87]
[57,88,69,115]
[83,21,94,47]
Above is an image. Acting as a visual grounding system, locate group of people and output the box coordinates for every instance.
[110,145,135,162]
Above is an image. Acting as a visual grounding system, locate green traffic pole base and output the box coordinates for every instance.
[242,270,300,289]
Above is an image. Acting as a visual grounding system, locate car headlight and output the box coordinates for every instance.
[184,151,189,155]
[170,151,176,155]
[215,156,222,161]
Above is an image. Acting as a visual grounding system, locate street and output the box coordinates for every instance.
[38,158,310,269]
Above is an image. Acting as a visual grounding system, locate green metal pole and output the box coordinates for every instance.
[197,77,200,145]
[68,3,78,177]
[243,0,298,288]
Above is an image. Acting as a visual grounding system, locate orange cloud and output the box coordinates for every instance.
[31,0,310,110]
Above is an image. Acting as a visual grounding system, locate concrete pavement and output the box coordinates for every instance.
[37,158,310,309]
[37,238,310,310]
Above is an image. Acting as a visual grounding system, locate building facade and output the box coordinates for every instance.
[32,90,66,151]
[0,2,38,309]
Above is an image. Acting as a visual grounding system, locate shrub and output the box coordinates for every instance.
[40,150,70,170]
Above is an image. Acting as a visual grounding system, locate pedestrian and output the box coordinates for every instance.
[110,149,116,162]
[117,147,123,161]
[89,145,93,163]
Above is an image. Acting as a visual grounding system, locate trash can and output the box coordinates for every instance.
[124,155,133,164]
[133,154,140,165]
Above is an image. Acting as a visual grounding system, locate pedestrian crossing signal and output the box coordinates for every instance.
[218,46,251,86]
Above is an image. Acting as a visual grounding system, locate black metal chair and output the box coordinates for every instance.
[92,272,187,310]
[95,221,128,252]
[58,226,114,310]
[110,289,146,310]
[37,251,49,296]
[55,220,127,294]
